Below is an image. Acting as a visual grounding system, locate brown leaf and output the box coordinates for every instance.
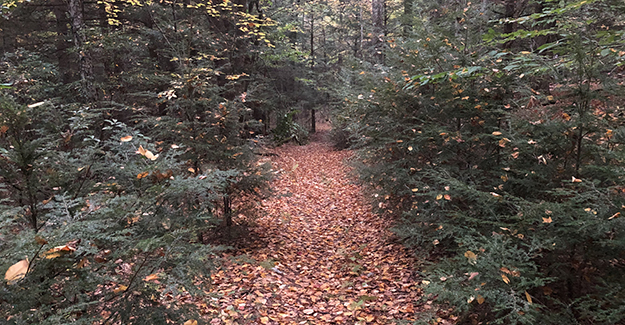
[525,291,532,304]
[5,259,29,284]
[35,236,48,245]
[120,135,133,142]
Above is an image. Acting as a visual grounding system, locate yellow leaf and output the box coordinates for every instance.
[120,135,133,142]
[492,131,502,136]
[609,212,620,220]
[477,295,485,304]
[411,188,418,192]
[436,194,443,200]
[188,167,195,173]
[260,317,269,324]
[572,176,582,183]
[408,146,413,151]
[5,259,29,285]
[464,251,477,263]
[525,291,533,304]
[501,274,510,284]
[44,243,77,259]
[467,296,475,303]
[113,285,128,294]
[490,192,501,198]
[542,217,553,223]
[137,171,149,179]
[184,320,198,325]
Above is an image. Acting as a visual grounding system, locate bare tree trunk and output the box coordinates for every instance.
[358,5,363,58]
[503,0,516,49]
[53,0,72,84]
[310,11,314,69]
[403,0,413,36]
[68,0,97,102]
[371,0,385,63]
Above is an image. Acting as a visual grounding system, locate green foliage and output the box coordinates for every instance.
[341,0,625,323]
[0,0,272,323]
[272,110,309,145]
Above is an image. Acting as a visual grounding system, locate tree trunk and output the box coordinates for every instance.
[53,0,72,84]
[403,0,413,36]
[68,0,97,102]
[371,0,385,63]
[503,0,516,49]
[358,5,363,57]
[310,11,314,68]
[311,109,316,133]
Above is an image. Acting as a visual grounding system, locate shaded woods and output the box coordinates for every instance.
[2,0,625,324]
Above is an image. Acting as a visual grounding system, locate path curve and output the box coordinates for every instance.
[205,133,425,324]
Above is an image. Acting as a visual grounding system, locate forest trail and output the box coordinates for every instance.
[203,127,429,324]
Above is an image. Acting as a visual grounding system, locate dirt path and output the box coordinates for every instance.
[204,133,425,324]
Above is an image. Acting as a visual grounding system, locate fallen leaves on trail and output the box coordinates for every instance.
[200,137,434,324]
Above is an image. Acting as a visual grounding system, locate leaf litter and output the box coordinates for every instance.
[200,132,439,324]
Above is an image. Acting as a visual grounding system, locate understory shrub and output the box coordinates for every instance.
[340,0,625,323]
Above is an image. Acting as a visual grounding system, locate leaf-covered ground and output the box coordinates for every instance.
[201,130,436,324]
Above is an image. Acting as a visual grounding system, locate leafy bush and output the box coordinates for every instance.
[342,0,625,323]
[0,1,272,323]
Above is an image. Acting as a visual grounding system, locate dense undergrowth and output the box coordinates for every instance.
[335,0,625,323]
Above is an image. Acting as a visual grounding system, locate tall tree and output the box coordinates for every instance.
[67,0,96,102]
[371,0,385,63]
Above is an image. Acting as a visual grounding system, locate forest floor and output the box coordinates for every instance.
[200,126,446,324]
